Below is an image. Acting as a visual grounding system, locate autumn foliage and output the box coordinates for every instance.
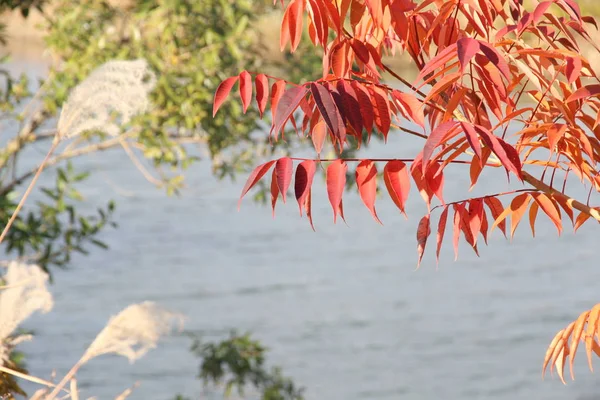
[213,0,600,383]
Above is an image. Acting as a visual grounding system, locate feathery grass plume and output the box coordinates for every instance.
[0,262,53,365]
[56,59,156,141]
[46,301,184,399]
[82,301,184,362]
[0,59,157,246]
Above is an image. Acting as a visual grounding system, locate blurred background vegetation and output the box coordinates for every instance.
[0,0,323,398]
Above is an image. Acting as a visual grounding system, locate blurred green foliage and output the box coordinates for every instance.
[0,0,320,397]
[181,332,304,400]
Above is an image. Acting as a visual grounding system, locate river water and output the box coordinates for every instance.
[6,60,600,400]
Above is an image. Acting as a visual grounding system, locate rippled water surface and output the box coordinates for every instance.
[8,61,600,400]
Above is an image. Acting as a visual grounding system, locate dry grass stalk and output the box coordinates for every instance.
[0,262,53,366]
[46,301,184,399]
[0,58,157,247]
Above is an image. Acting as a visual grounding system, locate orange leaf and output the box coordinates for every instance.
[574,211,591,232]
[529,200,539,237]
[509,193,532,239]
[532,193,562,234]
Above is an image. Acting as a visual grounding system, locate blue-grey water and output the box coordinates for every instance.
[6,60,600,400]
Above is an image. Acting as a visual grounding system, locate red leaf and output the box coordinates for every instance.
[452,205,461,260]
[336,80,364,135]
[475,124,522,180]
[422,121,460,170]
[356,160,382,224]
[311,82,345,146]
[467,198,484,247]
[566,84,600,103]
[239,71,252,113]
[383,160,410,217]
[275,157,293,203]
[416,43,458,83]
[478,42,510,80]
[270,168,279,217]
[239,160,276,209]
[484,196,506,237]
[311,120,328,154]
[352,82,375,134]
[213,76,239,117]
[272,85,307,139]
[436,206,449,263]
[565,57,582,84]
[270,80,287,120]
[417,214,431,267]
[460,122,482,161]
[425,162,445,205]
[456,203,479,255]
[457,37,480,73]
[369,86,391,140]
[326,160,347,223]
[295,160,317,216]
[255,74,269,118]
[281,0,304,52]
[306,188,315,230]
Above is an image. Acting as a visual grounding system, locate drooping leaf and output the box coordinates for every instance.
[326,160,347,223]
[295,160,317,217]
[239,160,276,209]
[270,168,279,217]
[272,85,308,139]
[255,74,269,118]
[423,121,460,170]
[452,205,461,260]
[417,214,431,267]
[456,37,480,73]
[275,157,293,203]
[239,70,252,113]
[484,196,506,237]
[311,82,345,146]
[352,82,375,134]
[436,206,449,263]
[213,76,239,117]
[392,91,425,128]
[311,119,328,154]
[532,193,563,234]
[336,80,364,135]
[355,160,381,224]
[383,160,410,217]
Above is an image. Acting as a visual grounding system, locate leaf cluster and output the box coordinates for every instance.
[191,332,304,400]
[214,0,600,383]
